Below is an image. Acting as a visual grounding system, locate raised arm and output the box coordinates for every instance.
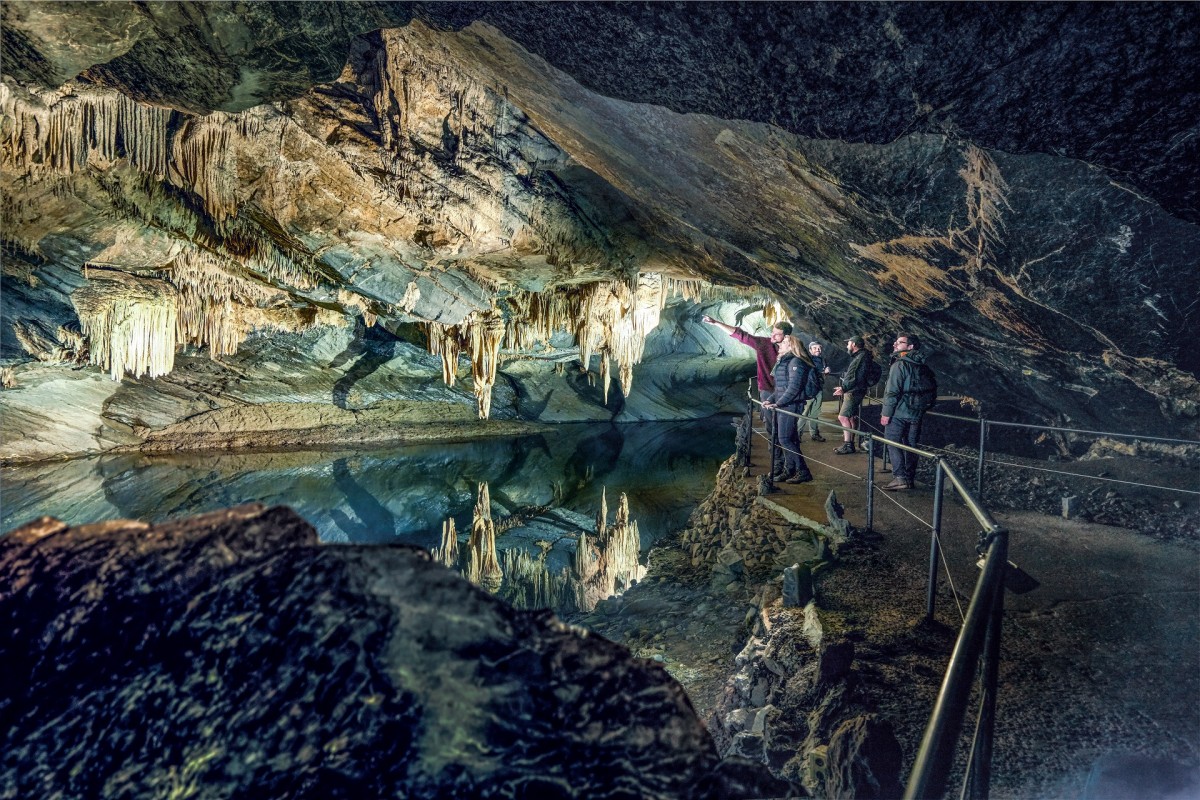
[701,314,736,335]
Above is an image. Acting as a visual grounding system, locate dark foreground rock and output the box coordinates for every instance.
[0,504,773,799]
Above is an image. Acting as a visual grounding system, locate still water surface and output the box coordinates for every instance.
[2,420,734,551]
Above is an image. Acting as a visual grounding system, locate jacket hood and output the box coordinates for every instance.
[893,348,930,365]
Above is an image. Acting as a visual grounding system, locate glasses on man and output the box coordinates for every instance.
[895,339,909,345]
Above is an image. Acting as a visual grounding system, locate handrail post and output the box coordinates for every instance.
[976,416,987,500]
[904,529,1008,800]
[963,549,1006,800]
[743,397,754,468]
[866,434,876,532]
[767,409,779,490]
[927,459,945,621]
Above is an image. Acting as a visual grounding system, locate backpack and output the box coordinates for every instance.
[864,357,883,388]
[804,366,824,400]
[908,364,938,413]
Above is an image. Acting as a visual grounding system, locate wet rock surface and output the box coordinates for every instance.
[0,504,763,800]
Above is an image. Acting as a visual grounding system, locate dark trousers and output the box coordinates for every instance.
[885,416,922,482]
[776,408,810,477]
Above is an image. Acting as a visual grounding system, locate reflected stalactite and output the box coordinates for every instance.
[465,481,502,593]
[432,518,459,569]
[433,482,643,613]
[595,486,608,543]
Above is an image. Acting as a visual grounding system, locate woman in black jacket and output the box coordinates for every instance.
[763,336,815,483]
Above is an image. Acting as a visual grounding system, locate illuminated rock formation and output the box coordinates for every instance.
[70,268,178,380]
[2,4,1198,450]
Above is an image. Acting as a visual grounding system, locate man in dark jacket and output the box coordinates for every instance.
[800,341,830,442]
[832,336,874,454]
[880,333,938,491]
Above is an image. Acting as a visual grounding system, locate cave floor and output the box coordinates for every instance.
[576,411,1200,799]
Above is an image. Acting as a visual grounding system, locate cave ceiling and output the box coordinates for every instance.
[1,1,1198,442]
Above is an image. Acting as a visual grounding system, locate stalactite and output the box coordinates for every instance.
[468,310,505,419]
[664,276,712,304]
[71,269,179,380]
[171,248,281,357]
[427,321,462,387]
[337,289,377,328]
[599,348,612,405]
[0,85,172,179]
[10,320,84,364]
[399,281,421,313]
[167,248,342,360]
[761,299,789,328]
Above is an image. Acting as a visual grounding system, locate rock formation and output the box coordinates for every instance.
[2,2,1198,458]
[0,504,751,799]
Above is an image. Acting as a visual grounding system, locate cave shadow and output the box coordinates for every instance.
[330,317,402,410]
[328,457,398,542]
[504,371,555,420]
[562,364,626,420]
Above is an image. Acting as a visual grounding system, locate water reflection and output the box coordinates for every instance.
[1,420,733,554]
[435,482,646,613]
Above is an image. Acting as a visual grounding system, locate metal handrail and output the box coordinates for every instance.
[747,392,1009,799]
[925,406,1199,446]
[904,526,1008,800]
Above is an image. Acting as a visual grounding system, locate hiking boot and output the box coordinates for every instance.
[771,471,790,482]
[811,433,826,442]
[833,443,855,455]
[883,479,911,491]
[785,472,814,484]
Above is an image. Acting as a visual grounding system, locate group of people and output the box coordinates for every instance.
[702,314,938,491]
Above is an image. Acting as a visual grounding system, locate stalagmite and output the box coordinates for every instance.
[71,270,179,380]
[606,493,644,594]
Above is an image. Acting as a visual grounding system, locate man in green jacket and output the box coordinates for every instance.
[880,333,938,491]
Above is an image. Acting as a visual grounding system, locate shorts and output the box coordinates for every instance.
[838,391,865,418]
